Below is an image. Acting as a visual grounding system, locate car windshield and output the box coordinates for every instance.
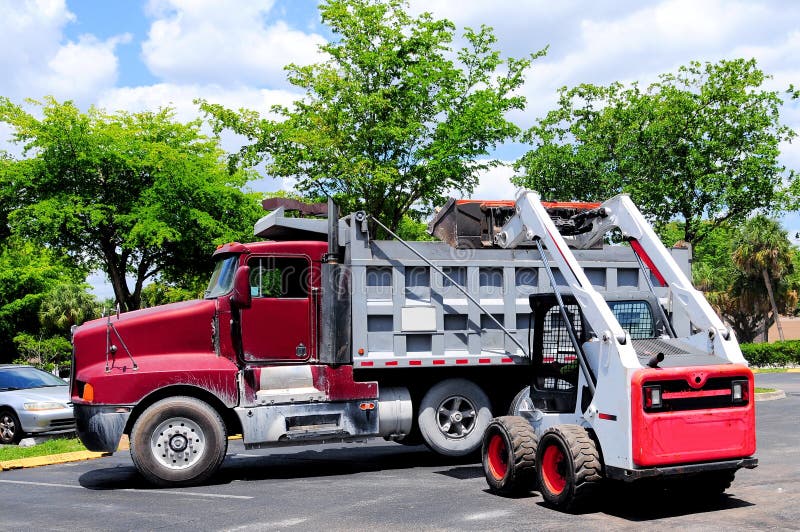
[0,366,66,391]
[205,255,239,298]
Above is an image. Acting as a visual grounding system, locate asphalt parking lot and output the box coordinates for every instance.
[0,372,797,531]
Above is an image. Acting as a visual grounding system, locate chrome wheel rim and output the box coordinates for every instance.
[150,417,206,470]
[0,413,16,441]
[436,395,477,439]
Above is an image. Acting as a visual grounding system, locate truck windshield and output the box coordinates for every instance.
[205,255,238,298]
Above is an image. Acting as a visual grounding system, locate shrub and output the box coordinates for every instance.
[739,340,800,367]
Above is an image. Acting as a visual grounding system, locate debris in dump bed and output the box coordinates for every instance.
[427,197,605,249]
[261,198,328,216]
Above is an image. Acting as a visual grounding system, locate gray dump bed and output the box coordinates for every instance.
[342,215,691,369]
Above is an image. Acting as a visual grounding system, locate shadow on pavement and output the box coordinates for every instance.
[78,444,477,490]
[591,482,755,521]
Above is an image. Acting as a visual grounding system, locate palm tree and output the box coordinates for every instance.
[731,216,794,341]
[38,284,99,333]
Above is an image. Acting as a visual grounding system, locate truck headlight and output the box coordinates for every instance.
[23,402,68,411]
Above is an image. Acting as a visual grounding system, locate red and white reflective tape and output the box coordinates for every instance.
[355,355,518,368]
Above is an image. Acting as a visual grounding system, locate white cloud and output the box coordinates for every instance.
[462,163,517,201]
[98,82,296,122]
[409,0,800,132]
[0,0,128,104]
[141,0,326,87]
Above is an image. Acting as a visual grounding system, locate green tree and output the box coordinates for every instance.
[38,283,99,333]
[732,216,794,341]
[140,281,202,308]
[13,333,72,373]
[201,0,542,233]
[513,59,796,246]
[0,97,264,311]
[0,239,83,362]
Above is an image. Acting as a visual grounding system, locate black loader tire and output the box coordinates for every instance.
[535,424,602,512]
[482,415,538,495]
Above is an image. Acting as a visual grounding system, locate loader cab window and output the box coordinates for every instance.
[248,257,310,299]
[607,301,655,339]
[206,255,239,298]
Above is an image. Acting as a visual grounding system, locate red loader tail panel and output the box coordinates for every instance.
[631,365,756,467]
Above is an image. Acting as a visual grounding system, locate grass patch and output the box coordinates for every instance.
[0,437,86,461]
[755,387,777,393]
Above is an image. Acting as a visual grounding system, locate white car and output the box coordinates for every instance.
[0,365,75,445]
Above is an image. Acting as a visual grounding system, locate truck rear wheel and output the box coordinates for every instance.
[536,424,602,511]
[130,396,228,487]
[418,378,492,457]
[482,416,538,495]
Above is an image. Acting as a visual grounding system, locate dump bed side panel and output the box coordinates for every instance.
[345,223,690,368]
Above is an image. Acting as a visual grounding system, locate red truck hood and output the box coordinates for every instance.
[73,299,219,372]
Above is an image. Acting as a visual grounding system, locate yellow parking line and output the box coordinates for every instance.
[0,451,110,471]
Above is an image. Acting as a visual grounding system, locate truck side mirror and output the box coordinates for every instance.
[230,265,252,309]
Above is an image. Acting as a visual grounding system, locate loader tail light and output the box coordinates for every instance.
[731,380,749,404]
[643,385,662,410]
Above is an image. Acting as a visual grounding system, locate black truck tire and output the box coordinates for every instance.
[482,415,538,495]
[418,378,492,457]
[536,424,602,512]
[130,396,228,487]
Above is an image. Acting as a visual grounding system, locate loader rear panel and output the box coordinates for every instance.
[630,365,756,467]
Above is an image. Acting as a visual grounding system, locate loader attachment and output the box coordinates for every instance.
[428,198,604,248]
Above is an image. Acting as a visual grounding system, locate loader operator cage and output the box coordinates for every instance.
[528,293,662,412]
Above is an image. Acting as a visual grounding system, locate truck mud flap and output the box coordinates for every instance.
[74,404,131,453]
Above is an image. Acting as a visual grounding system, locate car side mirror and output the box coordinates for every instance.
[230,265,252,309]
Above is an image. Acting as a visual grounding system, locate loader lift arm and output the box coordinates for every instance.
[495,189,744,366]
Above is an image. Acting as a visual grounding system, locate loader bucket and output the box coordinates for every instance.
[428,198,603,249]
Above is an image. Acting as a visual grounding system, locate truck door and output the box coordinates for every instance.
[240,256,312,363]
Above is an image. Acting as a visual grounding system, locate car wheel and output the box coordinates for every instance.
[418,378,492,457]
[130,396,227,487]
[0,408,23,445]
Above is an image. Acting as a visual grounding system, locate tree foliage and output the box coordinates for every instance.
[201,0,542,233]
[38,283,99,334]
[731,216,795,340]
[0,97,263,311]
[0,239,84,362]
[513,58,796,246]
[697,217,798,342]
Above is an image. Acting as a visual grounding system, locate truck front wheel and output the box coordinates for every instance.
[418,379,492,457]
[130,396,228,487]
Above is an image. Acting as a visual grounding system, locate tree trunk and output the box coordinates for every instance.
[762,268,784,341]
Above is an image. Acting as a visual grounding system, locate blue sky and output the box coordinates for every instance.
[0,0,798,297]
